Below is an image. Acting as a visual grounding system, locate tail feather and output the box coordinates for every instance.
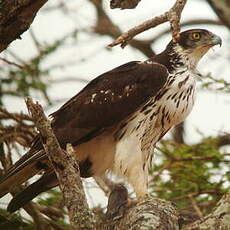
[0,134,59,212]
[0,149,46,198]
[1,135,44,183]
[7,172,58,213]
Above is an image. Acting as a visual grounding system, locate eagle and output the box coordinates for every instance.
[0,29,221,212]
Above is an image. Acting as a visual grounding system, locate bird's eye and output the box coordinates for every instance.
[192,32,201,40]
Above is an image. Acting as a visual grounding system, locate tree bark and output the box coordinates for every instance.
[25,98,95,230]
[0,0,48,53]
[103,198,180,230]
[102,192,230,230]
[185,192,230,230]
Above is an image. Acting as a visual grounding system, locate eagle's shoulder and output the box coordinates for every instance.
[51,60,169,129]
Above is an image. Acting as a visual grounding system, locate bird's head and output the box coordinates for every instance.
[169,29,222,68]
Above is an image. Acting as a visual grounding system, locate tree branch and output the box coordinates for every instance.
[108,0,188,48]
[0,0,48,53]
[25,98,95,229]
[102,192,230,229]
[90,0,155,57]
[185,192,230,230]
[104,198,180,230]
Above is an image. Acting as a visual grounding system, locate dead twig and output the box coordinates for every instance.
[0,108,33,123]
[25,98,95,229]
[108,0,188,48]
[90,0,155,57]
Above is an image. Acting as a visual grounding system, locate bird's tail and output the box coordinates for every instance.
[7,172,58,213]
[0,148,46,199]
[0,135,59,212]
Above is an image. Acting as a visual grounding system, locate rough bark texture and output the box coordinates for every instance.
[25,98,95,230]
[207,0,230,30]
[103,198,180,230]
[101,193,230,230]
[185,192,230,230]
[110,0,141,9]
[0,0,48,53]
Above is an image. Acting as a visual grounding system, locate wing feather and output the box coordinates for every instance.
[0,60,168,205]
[51,61,168,146]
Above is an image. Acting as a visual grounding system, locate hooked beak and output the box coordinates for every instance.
[210,34,222,47]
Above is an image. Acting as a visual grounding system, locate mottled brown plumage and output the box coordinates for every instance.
[0,29,221,212]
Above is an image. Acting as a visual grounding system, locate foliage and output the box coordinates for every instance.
[0,209,34,230]
[150,138,229,217]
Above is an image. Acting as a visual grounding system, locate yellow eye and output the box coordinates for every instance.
[192,32,201,40]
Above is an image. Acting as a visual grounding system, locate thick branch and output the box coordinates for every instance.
[104,198,180,230]
[185,192,230,230]
[25,98,95,229]
[103,192,230,230]
[108,0,188,48]
[0,0,48,53]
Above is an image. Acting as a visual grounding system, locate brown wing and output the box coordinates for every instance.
[0,60,168,206]
[51,61,168,146]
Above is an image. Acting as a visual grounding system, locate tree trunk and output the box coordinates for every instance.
[0,0,48,53]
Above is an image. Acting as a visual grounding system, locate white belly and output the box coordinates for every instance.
[113,69,197,181]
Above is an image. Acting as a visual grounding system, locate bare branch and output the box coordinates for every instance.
[90,0,155,57]
[108,0,188,48]
[188,194,203,218]
[25,98,95,229]
[0,108,33,122]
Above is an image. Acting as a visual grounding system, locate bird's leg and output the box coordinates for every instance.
[128,164,149,207]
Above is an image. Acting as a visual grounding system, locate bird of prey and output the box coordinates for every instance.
[0,29,221,212]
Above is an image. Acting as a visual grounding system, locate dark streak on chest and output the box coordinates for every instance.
[178,75,189,88]
[140,100,156,113]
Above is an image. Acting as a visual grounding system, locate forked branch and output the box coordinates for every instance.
[108,0,188,48]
